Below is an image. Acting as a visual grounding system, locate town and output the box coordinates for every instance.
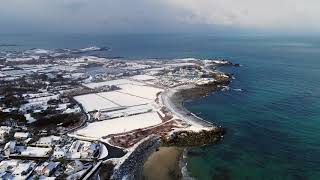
[0,47,235,179]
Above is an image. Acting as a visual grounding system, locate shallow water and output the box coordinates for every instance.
[1,34,320,180]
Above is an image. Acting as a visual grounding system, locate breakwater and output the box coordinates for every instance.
[111,136,161,180]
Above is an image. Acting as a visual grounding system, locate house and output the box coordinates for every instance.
[14,132,31,141]
[0,160,36,179]
[0,160,19,172]
[12,161,36,177]
[0,126,12,143]
[20,147,52,157]
[34,136,60,147]
[0,126,12,135]
[65,160,84,175]
[34,137,54,147]
[35,162,60,176]
[52,149,66,159]
[4,141,16,156]
[0,172,12,179]
[69,140,99,159]
[69,141,81,153]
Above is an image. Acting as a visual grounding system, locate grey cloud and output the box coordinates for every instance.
[0,0,319,33]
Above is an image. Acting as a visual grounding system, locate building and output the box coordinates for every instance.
[69,140,99,159]
[65,160,84,175]
[14,132,31,141]
[0,126,12,143]
[3,141,16,156]
[52,149,66,159]
[35,162,60,176]
[0,160,36,179]
[20,147,52,157]
[12,162,36,177]
[33,136,60,147]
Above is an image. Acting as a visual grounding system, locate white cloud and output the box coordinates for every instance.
[163,0,320,30]
[0,0,319,33]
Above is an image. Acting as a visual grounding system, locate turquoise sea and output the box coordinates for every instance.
[1,34,320,180]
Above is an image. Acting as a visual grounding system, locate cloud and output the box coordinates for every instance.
[163,0,320,31]
[0,0,319,33]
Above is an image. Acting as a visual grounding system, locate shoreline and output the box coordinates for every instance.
[160,84,222,129]
[108,82,227,179]
[143,147,184,180]
[141,83,228,180]
[103,63,233,179]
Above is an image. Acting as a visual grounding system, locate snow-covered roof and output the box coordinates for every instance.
[14,132,30,139]
[20,147,52,157]
[0,126,12,133]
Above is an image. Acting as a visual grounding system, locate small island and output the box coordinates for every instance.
[0,47,237,179]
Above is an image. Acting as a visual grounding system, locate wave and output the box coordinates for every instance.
[72,46,110,54]
[233,88,243,92]
[221,86,230,91]
[79,46,103,52]
[25,48,53,55]
[180,149,195,180]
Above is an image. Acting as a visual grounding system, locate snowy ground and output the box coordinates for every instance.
[74,94,121,112]
[101,104,153,119]
[83,79,145,89]
[97,91,150,107]
[117,84,163,100]
[129,75,156,81]
[74,112,162,138]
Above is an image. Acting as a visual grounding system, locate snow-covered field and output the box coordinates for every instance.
[83,79,145,89]
[74,94,121,112]
[117,84,163,100]
[75,112,162,138]
[130,75,156,81]
[101,104,153,119]
[97,91,151,107]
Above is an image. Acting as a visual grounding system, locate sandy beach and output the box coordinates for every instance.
[160,84,217,128]
[143,147,184,180]
[141,84,226,180]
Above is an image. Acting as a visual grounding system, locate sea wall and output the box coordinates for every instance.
[111,135,161,180]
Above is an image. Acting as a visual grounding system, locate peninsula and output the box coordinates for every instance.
[0,47,237,179]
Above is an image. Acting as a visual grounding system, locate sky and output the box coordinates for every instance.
[0,0,319,34]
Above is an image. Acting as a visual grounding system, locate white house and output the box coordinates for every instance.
[34,136,60,147]
[35,162,60,176]
[69,140,99,159]
[65,160,84,175]
[4,141,16,156]
[53,150,66,159]
[14,132,31,141]
[20,147,52,157]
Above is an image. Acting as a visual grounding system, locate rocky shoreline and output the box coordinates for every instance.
[141,75,231,180]
[108,70,232,180]
[107,83,227,180]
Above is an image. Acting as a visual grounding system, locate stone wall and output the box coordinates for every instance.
[111,135,161,180]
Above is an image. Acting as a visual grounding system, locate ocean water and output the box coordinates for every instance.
[1,34,320,180]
